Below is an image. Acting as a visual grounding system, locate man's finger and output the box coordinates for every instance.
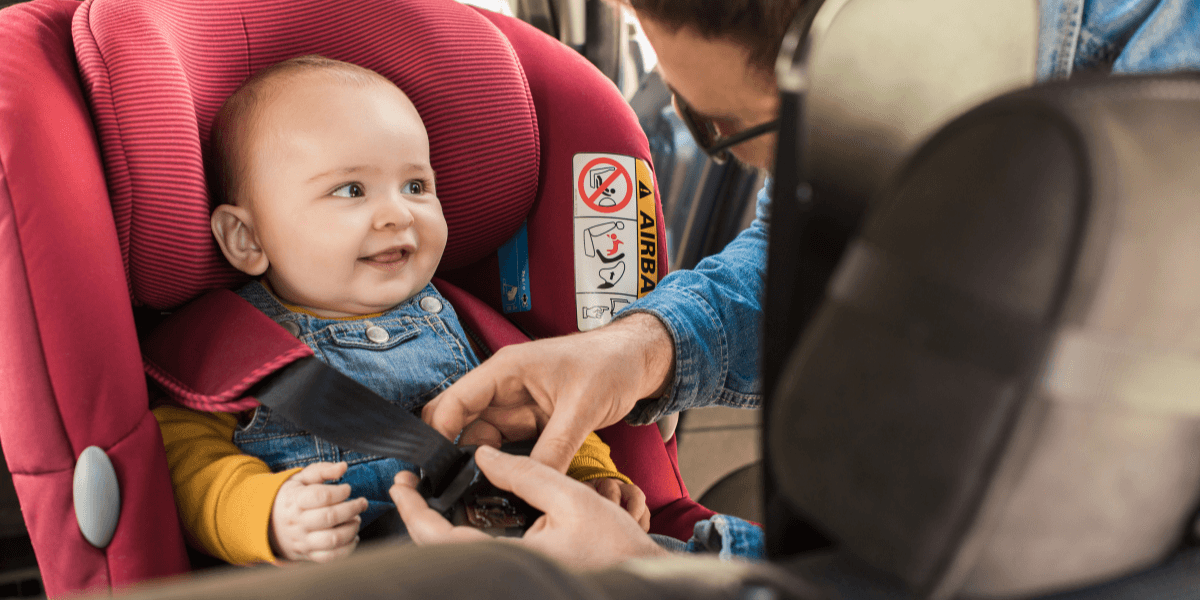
[459,419,503,448]
[475,405,541,442]
[291,461,348,485]
[473,445,588,513]
[422,369,498,441]
[529,404,596,473]
[297,482,352,510]
[389,470,490,545]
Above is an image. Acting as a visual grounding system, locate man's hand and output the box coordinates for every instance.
[422,313,675,472]
[390,445,669,567]
[585,478,650,532]
[270,462,368,563]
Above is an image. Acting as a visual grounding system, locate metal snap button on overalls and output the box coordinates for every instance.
[419,296,443,313]
[365,325,389,343]
[281,321,302,338]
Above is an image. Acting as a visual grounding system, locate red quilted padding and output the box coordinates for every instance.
[441,9,670,339]
[0,0,705,594]
[141,290,315,413]
[72,0,539,310]
[0,0,190,595]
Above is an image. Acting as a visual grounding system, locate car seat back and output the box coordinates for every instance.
[806,0,1038,214]
[0,0,687,595]
[772,73,1200,598]
[0,1,188,595]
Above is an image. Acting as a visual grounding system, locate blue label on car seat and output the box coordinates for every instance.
[498,222,531,314]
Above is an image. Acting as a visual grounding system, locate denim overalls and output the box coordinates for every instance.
[232,280,480,529]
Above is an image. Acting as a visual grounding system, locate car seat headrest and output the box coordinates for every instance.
[72,0,539,309]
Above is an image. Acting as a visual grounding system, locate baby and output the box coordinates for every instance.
[153,55,646,565]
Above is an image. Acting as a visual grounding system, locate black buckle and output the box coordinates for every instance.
[418,443,543,536]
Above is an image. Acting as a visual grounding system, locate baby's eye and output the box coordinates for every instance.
[403,181,424,195]
[331,183,365,198]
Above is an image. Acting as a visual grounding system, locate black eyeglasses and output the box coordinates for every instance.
[670,89,781,164]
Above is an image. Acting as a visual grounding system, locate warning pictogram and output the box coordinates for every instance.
[572,153,653,332]
[577,157,632,214]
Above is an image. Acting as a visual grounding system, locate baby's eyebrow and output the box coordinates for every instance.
[307,166,366,183]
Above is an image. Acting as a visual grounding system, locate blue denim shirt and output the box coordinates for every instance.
[624,1,1198,560]
[1039,0,1200,80]
[621,185,769,425]
[624,0,1200,427]
[232,280,479,528]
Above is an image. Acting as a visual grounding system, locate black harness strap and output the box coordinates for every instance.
[251,356,472,498]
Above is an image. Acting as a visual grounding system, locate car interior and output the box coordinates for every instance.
[1,0,1199,598]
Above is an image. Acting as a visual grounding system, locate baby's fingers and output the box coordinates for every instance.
[291,461,349,486]
[303,519,361,563]
[307,541,358,564]
[300,497,368,531]
[297,481,353,510]
[589,478,623,505]
[621,485,650,532]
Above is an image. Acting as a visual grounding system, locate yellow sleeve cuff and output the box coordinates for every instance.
[567,432,632,485]
[153,405,299,565]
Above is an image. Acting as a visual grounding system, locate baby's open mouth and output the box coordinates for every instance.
[360,247,412,266]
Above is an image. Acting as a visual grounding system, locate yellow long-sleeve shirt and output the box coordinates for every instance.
[154,405,629,565]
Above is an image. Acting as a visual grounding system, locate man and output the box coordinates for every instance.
[392,0,798,562]
[422,0,793,477]
[394,0,1200,565]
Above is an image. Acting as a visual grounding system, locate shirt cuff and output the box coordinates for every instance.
[684,515,766,561]
[617,287,727,425]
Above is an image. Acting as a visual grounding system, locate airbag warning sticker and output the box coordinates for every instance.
[574,153,658,331]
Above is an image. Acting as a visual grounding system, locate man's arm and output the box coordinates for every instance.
[619,184,770,424]
[423,186,771,471]
[423,312,674,472]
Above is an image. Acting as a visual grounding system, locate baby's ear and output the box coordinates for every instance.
[211,205,268,276]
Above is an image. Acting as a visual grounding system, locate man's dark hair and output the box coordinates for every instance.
[626,0,807,74]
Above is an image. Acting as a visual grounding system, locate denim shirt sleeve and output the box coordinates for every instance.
[1038,0,1200,81]
[618,184,770,424]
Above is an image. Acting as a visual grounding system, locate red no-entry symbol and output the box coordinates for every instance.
[577,157,632,214]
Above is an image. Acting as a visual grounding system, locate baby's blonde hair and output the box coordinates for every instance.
[207,55,398,206]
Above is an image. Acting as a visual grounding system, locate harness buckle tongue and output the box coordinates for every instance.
[419,446,482,515]
[418,442,543,537]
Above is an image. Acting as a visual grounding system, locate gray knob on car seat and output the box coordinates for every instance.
[73,445,120,548]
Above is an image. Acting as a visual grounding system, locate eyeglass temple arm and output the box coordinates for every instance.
[706,118,782,156]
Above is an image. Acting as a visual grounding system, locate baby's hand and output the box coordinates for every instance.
[584,478,650,532]
[270,461,368,563]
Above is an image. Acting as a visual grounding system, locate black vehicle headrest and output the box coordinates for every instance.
[770,73,1200,598]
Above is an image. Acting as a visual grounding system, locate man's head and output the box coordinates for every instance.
[621,0,807,169]
[208,55,447,318]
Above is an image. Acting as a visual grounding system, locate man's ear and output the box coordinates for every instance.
[211,205,269,276]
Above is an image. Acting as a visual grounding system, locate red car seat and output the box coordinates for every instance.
[0,0,715,595]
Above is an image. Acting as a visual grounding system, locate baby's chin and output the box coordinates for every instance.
[329,291,428,317]
[277,295,397,319]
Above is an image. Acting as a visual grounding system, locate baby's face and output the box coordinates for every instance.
[242,73,446,317]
